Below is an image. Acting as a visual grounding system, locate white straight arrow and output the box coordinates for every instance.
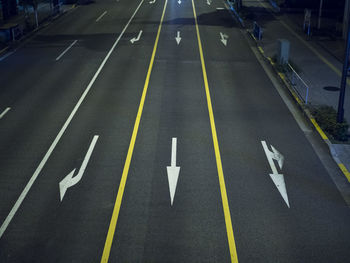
[167,138,180,206]
[130,30,143,44]
[59,135,99,201]
[220,32,228,46]
[175,31,181,45]
[261,141,290,208]
[177,0,181,4]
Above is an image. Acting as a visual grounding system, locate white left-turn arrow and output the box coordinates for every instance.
[261,141,290,208]
[59,135,99,201]
[167,138,180,206]
[130,30,143,44]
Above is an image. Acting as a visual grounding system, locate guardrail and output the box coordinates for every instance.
[253,21,263,40]
[285,63,310,104]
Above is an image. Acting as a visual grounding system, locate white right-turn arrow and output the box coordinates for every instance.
[167,138,180,206]
[261,140,290,208]
[220,32,228,46]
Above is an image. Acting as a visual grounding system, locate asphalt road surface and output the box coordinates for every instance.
[1,0,350,262]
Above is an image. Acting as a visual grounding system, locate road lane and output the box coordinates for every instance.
[0,0,166,262]
[195,1,350,262]
[1,0,350,262]
[108,0,232,262]
[0,0,144,235]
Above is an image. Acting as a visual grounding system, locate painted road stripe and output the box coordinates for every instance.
[0,0,145,240]
[0,107,11,119]
[191,0,239,262]
[99,0,168,262]
[55,40,78,61]
[96,11,108,22]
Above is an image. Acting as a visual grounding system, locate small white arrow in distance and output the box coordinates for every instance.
[167,138,180,206]
[220,32,228,46]
[261,141,290,208]
[130,30,143,44]
[207,0,211,5]
[178,0,181,4]
[59,135,99,201]
[175,31,181,45]
[149,0,156,4]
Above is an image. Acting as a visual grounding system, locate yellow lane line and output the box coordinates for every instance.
[191,0,239,262]
[100,1,168,262]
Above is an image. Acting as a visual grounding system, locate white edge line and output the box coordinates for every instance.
[0,107,11,119]
[96,10,107,22]
[55,40,78,61]
[0,0,145,239]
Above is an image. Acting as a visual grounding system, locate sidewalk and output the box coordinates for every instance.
[0,1,75,55]
[241,0,350,181]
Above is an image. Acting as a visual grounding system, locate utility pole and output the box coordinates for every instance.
[318,0,323,29]
[337,2,350,123]
[344,0,349,39]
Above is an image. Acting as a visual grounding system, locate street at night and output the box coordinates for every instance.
[1,0,350,262]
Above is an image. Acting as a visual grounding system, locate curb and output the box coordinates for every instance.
[248,31,350,183]
[0,46,9,56]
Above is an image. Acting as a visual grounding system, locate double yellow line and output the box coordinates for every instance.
[101,0,239,262]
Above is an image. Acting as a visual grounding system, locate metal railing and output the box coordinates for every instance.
[285,63,310,104]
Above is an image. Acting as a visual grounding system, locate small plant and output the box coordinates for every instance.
[311,105,349,142]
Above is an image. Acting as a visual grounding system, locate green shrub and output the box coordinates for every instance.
[311,106,349,142]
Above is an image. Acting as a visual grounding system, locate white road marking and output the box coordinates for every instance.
[216,7,224,10]
[167,138,180,206]
[207,0,211,5]
[0,0,145,239]
[178,0,181,4]
[220,32,228,46]
[96,11,107,22]
[149,0,156,3]
[175,31,181,45]
[261,141,290,208]
[130,30,143,43]
[59,135,98,201]
[0,107,11,119]
[55,40,77,61]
